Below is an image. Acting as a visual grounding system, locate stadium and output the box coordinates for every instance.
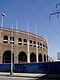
[0,27,48,64]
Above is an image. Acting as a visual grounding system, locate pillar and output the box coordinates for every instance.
[0,55,2,64]
[14,53,18,63]
[42,54,44,62]
[27,41,30,63]
[8,36,10,44]
[36,42,38,62]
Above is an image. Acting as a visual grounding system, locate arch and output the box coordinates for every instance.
[18,51,27,63]
[33,41,36,47]
[3,35,8,40]
[3,50,14,63]
[30,53,36,62]
[18,38,22,45]
[23,39,27,45]
[29,40,32,46]
[37,42,39,48]
[38,53,42,62]
[3,35,8,43]
[44,54,46,62]
[30,40,32,44]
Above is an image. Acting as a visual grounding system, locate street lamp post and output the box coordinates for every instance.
[1,13,13,75]
[1,13,6,28]
[10,23,13,76]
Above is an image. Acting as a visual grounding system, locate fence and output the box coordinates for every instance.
[0,62,60,74]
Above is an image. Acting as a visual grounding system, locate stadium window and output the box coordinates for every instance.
[23,39,27,45]
[37,42,39,48]
[18,38,22,45]
[3,35,8,43]
[29,40,32,46]
[33,41,36,47]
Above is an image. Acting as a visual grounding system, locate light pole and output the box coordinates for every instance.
[1,13,13,75]
[10,23,13,76]
[7,17,13,76]
[35,24,38,63]
[1,13,6,28]
[27,20,30,63]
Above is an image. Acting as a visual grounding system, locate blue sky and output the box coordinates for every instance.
[0,0,60,60]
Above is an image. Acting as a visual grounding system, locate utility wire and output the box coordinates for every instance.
[32,0,47,18]
[31,0,60,39]
[46,0,54,11]
[46,0,60,38]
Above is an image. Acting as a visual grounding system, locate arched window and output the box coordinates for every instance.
[33,41,36,47]
[10,37,14,44]
[18,51,27,63]
[43,44,45,49]
[29,40,32,46]
[3,50,14,63]
[3,35,8,43]
[40,43,42,49]
[30,53,36,62]
[18,38,22,45]
[44,54,46,62]
[23,39,27,45]
[38,53,42,62]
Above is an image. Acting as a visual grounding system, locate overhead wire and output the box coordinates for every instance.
[32,0,48,19]
[46,0,54,11]
[31,0,60,39]
[46,0,60,38]
[31,0,48,40]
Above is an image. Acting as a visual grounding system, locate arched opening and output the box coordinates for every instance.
[3,50,14,63]
[3,35,8,43]
[44,54,46,62]
[23,39,27,45]
[18,51,27,63]
[33,41,36,47]
[37,42,39,48]
[30,53,36,62]
[40,43,42,49]
[29,40,32,46]
[38,53,42,62]
[18,38,22,45]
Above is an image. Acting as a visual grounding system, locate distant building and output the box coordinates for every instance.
[57,52,60,60]
[48,56,53,62]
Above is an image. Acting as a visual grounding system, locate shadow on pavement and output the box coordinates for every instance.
[35,74,60,80]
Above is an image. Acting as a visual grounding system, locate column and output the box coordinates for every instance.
[0,31,2,43]
[8,36,10,44]
[42,54,44,62]
[36,42,38,62]
[27,41,30,63]
[22,39,23,45]
[15,38,18,45]
[0,55,2,63]
[14,53,18,63]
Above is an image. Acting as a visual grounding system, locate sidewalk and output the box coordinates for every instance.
[0,72,45,78]
[0,72,60,79]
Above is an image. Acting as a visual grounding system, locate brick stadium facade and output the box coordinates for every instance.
[0,27,48,64]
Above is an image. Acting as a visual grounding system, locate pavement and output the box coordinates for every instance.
[0,72,46,78]
[0,72,60,79]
